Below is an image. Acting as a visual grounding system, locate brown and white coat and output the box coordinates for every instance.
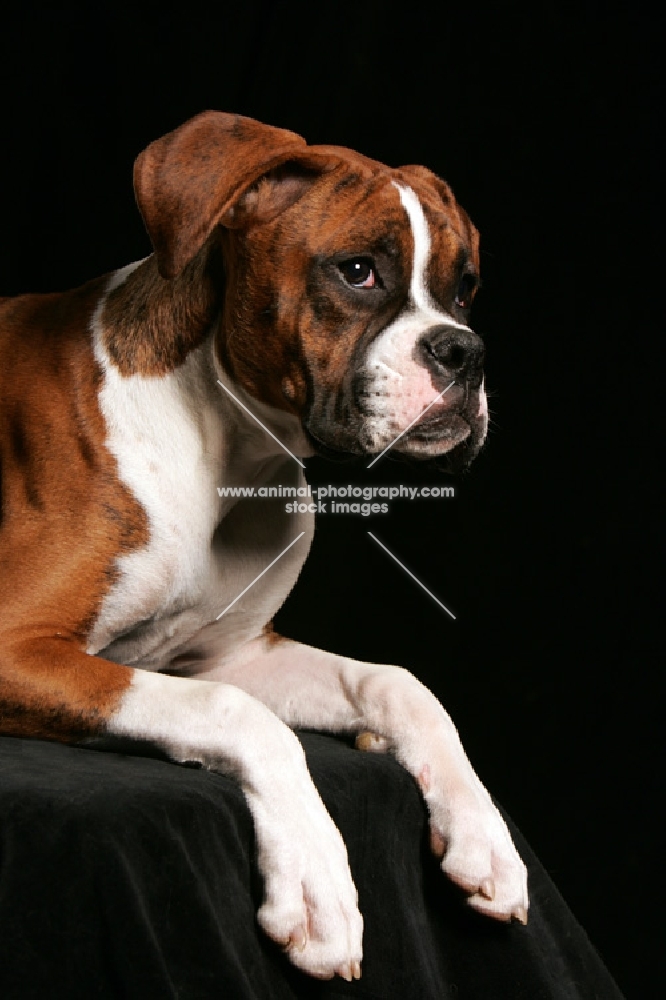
[0,112,526,983]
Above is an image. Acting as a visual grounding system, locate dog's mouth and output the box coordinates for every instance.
[401,411,470,446]
[430,430,482,472]
[398,414,481,472]
[305,409,482,471]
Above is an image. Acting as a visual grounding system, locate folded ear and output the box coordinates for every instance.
[134,111,316,279]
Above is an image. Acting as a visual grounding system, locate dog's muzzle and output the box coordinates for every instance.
[305,323,487,465]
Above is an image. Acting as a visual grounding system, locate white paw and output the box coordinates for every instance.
[418,763,529,923]
[249,777,364,981]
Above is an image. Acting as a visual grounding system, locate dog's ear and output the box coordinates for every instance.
[134,111,321,279]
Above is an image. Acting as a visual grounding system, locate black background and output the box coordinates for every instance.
[1,4,659,997]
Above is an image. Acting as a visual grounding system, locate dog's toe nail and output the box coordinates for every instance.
[338,963,353,982]
[430,827,446,858]
[513,905,528,925]
[417,764,431,793]
[479,877,495,900]
[289,924,307,950]
[352,960,362,980]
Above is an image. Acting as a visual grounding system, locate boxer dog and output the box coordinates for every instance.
[0,112,528,982]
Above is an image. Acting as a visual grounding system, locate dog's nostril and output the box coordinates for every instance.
[425,340,468,370]
[448,345,467,370]
[422,326,484,377]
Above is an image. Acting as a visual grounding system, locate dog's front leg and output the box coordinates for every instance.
[0,639,362,982]
[114,670,363,980]
[210,632,529,924]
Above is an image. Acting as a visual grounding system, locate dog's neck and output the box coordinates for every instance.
[98,234,312,473]
[100,239,224,377]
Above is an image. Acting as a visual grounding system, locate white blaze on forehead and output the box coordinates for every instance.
[392,182,471,332]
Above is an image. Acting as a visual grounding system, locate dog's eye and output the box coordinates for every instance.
[455,274,477,309]
[338,258,377,289]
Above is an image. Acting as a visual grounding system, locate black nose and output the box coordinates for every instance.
[420,325,485,383]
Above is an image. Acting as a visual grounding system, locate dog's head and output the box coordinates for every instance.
[135,112,487,470]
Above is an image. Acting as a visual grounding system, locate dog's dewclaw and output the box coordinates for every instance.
[355,731,391,752]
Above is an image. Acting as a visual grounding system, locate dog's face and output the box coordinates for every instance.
[220,163,486,470]
[135,113,487,469]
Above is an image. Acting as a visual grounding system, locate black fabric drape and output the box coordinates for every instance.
[0,734,623,999]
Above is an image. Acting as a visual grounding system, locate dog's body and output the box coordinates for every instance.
[0,112,527,982]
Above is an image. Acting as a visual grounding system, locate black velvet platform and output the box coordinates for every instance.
[0,733,623,999]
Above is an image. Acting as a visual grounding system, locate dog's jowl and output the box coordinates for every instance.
[0,111,527,983]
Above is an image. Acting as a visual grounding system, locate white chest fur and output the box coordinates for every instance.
[86,265,313,672]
